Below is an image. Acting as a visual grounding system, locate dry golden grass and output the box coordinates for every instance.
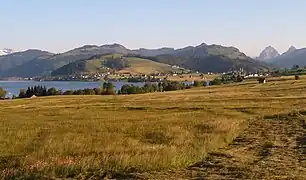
[0,76,305,178]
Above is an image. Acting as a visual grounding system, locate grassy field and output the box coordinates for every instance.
[118,57,174,74]
[0,76,305,179]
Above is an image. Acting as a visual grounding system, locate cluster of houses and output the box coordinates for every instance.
[244,73,269,78]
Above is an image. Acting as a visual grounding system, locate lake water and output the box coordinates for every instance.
[0,81,147,96]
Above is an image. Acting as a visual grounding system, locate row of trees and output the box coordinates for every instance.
[16,82,116,99]
[118,80,225,95]
[18,86,61,98]
[118,81,192,94]
[3,79,223,99]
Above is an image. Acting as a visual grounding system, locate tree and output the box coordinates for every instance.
[211,78,222,86]
[18,89,26,98]
[26,87,32,97]
[102,82,116,95]
[193,81,202,87]
[236,75,244,82]
[42,86,47,96]
[0,88,7,99]
[292,64,299,70]
[47,87,58,96]
[120,84,132,94]
[94,88,103,95]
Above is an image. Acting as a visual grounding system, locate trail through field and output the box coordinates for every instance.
[137,113,306,179]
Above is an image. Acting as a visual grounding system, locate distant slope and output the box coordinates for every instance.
[154,55,269,73]
[0,44,132,77]
[270,47,306,68]
[0,49,53,72]
[152,44,270,73]
[51,54,175,76]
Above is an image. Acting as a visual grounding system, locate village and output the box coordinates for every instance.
[31,67,273,84]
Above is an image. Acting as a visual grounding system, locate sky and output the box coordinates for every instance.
[0,0,306,57]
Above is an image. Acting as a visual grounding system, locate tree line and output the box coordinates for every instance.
[15,82,116,99]
[2,79,220,99]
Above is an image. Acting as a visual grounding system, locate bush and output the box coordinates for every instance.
[18,89,26,98]
[193,81,202,87]
[63,90,74,95]
[0,87,7,99]
[102,82,116,95]
[162,81,185,91]
[236,75,244,82]
[211,78,222,86]
[258,77,266,83]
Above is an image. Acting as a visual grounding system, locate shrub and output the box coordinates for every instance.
[193,81,202,87]
[211,78,222,86]
[0,87,7,99]
[63,90,74,95]
[18,89,26,98]
[236,75,244,82]
[102,82,116,95]
[258,77,266,83]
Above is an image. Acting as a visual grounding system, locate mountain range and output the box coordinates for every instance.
[256,46,306,68]
[0,43,272,77]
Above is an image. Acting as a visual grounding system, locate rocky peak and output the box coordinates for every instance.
[258,46,279,61]
[284,46,296,55]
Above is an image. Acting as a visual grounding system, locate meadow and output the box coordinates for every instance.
[0,76,305,179]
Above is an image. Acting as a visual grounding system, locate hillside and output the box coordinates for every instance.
[0,50,53,73]
[0,44,132,77]
[151,44,270,73]
[51,54,176,76]
[0,76,305,179]
[271,48,306,68]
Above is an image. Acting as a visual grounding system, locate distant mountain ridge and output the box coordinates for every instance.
[256,45,306,68]
[0,49,53,73]
[0,48,15,56]
[0,43,271,77]
[281,46,296,55]
[272,47,306,68]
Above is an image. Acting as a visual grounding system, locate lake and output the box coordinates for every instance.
[0,81,147,96]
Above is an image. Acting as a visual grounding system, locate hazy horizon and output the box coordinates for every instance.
[1,0,306,56]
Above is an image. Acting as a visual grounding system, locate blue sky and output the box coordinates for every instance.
[0,0,306,56]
